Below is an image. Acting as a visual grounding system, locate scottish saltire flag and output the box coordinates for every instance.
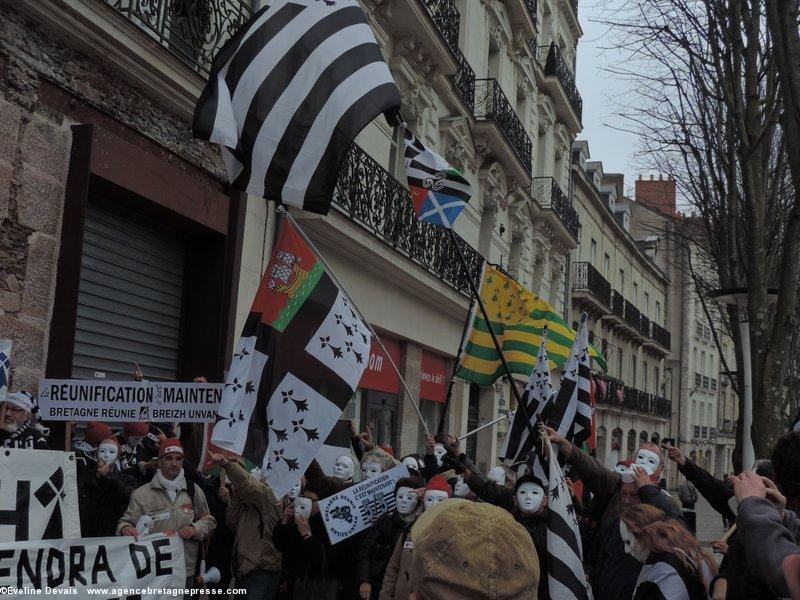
[403,127,471,227]
[545,436,593,600]
[0,340,10,402]
[212,220,371,498]
[193,0,401,215]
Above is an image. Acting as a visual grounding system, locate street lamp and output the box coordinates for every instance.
[707,287,779,470]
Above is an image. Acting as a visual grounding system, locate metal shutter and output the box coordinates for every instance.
[71,203,186,382]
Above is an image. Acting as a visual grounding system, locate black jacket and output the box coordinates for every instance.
[634,552,710,600]
[355,511,408,597]
[0,419,48,449]
[77,465,132,537]
[677,460,735,523]
[273,514,341,585]
[517,512,550,600]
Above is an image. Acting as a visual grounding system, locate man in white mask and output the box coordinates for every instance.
[633,444,665,482]
[432,443,447,468]
[333,454,356,484]
[356,475,424,600]
[78,436,130,537]
[286,478,303,500]
[400,454,423,475]
[451,475,473,499]
[0,391,47,449]
[118,439,216,588]
[423,474,451,510]
[515,479,546,516]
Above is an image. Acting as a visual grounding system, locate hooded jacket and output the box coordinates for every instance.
[0,418,48,449]
[223,461,284,577]
[356,510,413,597]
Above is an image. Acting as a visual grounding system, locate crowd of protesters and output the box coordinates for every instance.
[2,384,800,600]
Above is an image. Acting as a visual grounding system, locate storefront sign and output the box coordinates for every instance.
[319,464,409,544]
[420,351,449,403]
[358,339,401,394]
[0,534,186,599]
[38,380,223,422]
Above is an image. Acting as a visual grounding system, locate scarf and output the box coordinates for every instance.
[156,468,186,503]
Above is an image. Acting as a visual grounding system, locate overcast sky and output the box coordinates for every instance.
[575,0,643,196]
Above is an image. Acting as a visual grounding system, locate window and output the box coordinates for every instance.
[643,361,649,392]
[644,291,650,314]
[631,355,637,388]
[654,367,660,394]
[619,269,625,294]
[701,350,706,374]
[590,238,597,264]
[604,253,610,277]
[633,282,639,305]
[655,301,661,323]
[618,348,624,380]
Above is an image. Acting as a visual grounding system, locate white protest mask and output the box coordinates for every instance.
[635,448,661,472]
[619,520,650,563]
[287,480,302,499]
[96,442,119,465]
[395,486,419,515]
[516,482,545,515]
[453,476,470,498]
[433,444,447,467]
[487,466,506,486]
[423,489,449,510]
[361,461,382,480]
[333,455,355,482]
[402,456,421,472]
[294,497,312,520]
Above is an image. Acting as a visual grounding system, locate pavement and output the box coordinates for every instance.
[685,494,729,564]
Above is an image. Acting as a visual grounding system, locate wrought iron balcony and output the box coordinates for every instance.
[640,314,651,338]
[703,376,710,389]
[104,0,254,77]
[695,372,702,387]
[711,377,717,391]
[333,144,483,297]
[623,299,641,331]
[573,262,611,307]
[610,289,624,319]
[524,0,538,23]
[474,79,532,172]
[606,386,671,419]
[449,49,475,112]
[651,322,671,350]
[532,177,580,238]
[418,0,460,53]
[537,43,583,121]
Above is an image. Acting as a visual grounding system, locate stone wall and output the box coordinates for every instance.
[0,1,224,393]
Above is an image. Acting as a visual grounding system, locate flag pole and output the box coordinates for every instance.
[460,414,507,440]
[277,206,432,437]
[446,228,539,441]
[437,292,477,435]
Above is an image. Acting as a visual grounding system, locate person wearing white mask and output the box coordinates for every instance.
[400,454,423,475]
[449,475,475,500]
[78,436,131,537]
[334,454,356,484]
[422,475,451,511]
[356,475,424,599]
[118,439,216,589]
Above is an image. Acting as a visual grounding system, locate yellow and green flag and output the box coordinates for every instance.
[456,265,607,385]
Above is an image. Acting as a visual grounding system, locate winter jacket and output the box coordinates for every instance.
[273,514,342,589]
[633,552,710,600]
[378,528,413,600]
[0,419,48,449]
[223,461,283,577]
[355,511,409,598]
[77,465,132,537]
[677,460,735,523]
[117,472,216,574]
[716,531,776,600]
[737,496,800,599]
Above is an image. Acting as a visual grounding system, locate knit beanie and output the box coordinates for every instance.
[123,421,150,438]
[425,474,452,498]
[85,421,113,446]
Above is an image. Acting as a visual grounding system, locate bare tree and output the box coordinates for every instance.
[600,0,800,464]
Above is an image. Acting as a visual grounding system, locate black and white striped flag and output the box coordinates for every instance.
[545,436,593,600]
[193,0,401,214]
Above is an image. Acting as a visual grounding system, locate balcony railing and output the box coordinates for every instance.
[104,0,254,77]
[333,144,483,296]
[537,43,583,121]
[474,79,532,171]
[418,0,460,53]
[532,177,580,238]
[610,289,624,319]
[450,49,475,112]
[695,372,702,387]
[701,426,708,439]
[598,384,670,419]
[711,377,717,391]
[703,376,710,389]
[651,322,671,349]
[640,314,651,338]
[624,300,641,331]
[693,426,701,440]
[573,262,611,307]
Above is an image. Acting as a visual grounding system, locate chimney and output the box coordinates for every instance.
[636,173,677,216]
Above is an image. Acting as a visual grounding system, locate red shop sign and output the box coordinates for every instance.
[358,338,401,394]
[420,351,449,403]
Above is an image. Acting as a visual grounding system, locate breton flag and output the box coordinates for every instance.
[500,329,554,477]
[0,339,10,402]
[547,313,593,448]
[211,220,371,498]
[193,0,402,215]
[545,436,593,600]
[402,127,471,227]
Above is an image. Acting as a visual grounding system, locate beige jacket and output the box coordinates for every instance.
[117,474,216,574]
[378,532,414,600]
[223,462,284,576]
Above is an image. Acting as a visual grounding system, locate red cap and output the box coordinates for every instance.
[158,438,184,458]
[123,422,150,438]
[379,444,394,457]
[425,474,452,497]
[85,422,113,446]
